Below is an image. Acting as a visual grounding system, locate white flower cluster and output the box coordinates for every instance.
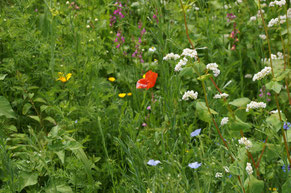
[261,52,284,63]
[224,4,231,9]
[182,90,198,101]
[206,63,220,77]
[268,10,291,27]
[238,137,253,149]
[259,34,266,40]
[246,101,267,112]
[220,117,229,126]
[244,74,252,78]
[250,10,265,22]
[215,172,223,178]
[270,109,282,114]
[252,67,272,81]
[246,163,253,175]
[181,48,198,59]
[163,53,180,61]
[223,166,230,173]
[214,93,229,99]
[174,58,188,72]
[269,0,286,7]
[149,47,156,52]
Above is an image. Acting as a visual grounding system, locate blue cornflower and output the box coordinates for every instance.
[283,122,291,130]
[188,162,202,169]
[190,128,201,137]
[75,120,78,124]
[147,159,161,166]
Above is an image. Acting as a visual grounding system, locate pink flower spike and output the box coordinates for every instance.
[116,44,120,48]
[114,38,118,42]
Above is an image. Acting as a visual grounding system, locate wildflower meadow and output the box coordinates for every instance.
[0,0,291,192]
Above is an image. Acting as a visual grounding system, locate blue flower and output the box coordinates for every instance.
[147,159,161,166]
[282,165,290,172]
[283,122,291,130]
[75,120,78,124]
[190,129,201,137]
[188,162,202,169]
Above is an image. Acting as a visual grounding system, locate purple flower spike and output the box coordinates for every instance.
[283,122,291,130]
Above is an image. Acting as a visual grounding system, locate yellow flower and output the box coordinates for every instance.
[185,149,189,153]
[146,189,152,193]
[143,74,146,78]
[269,188,277,191]
[57,72,72,83]
[127,93,132,96]
[118,93,126,98]
[108,77,116,82]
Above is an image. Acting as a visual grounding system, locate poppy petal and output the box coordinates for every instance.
[136,78,148,89]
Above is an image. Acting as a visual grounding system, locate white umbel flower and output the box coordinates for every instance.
[182,90,198,101]
[246,101,266,112]
[269,0,286,7]
[238,137,253,149]
[220,117,229,126]
[214,93,229,99]
[181,48,198,59]
[246,162,253,175]
[206,63,220,77]
[215,172,223,178]
[163,53,180,61]
[252,67,271,81]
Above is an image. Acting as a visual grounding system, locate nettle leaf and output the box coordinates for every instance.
[0,96,16,119]
[29,115,41,123]
[229,97,250,107]
[266,81,282,94]
[244,175,264,193]
[18,172,38,192]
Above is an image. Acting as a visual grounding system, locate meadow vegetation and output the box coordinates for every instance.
[0,0,291,192]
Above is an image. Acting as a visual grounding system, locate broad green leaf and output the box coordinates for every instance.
[7,125,17,132]
[22,103,32,115]
[282,177,291,193]
[34,97,47,104]
[193,61,205,75]
[18,172,38,191]
[266,81,282,94]
[40,105,48,112]
[0,96,16,119]
[45,184,73,193]
[56,151,65,164]
[266,114,282,132]
[179,67,194,77]
[230,116,252,132]
[29,115,41,123]
[0,74,7,80]
[275,69,290,81]
[196,101,217,123]
[44,116,56,125]
[244,175,264,193]
[229,97,250,107]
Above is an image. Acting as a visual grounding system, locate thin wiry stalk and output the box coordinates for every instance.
[258,0,291,164]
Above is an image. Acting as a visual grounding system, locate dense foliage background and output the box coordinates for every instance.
[0,0,290,192]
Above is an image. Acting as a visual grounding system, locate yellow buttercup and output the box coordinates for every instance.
[57,72,72,83]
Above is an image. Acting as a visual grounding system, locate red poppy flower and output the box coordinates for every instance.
[136,70,158,90]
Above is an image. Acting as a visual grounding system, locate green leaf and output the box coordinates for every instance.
[193,61,205,75]
[7,125,17,132]
[229,97,250,107]
[266,81,282,94]
[0,96,16,119]
[44,116,56,125]
[282,177,291,193]
[18,172,38,191]
[45,184,73,193]
[22,103,32,115]
[0,74,7,80]
[40,105,48,112]
[244,175,264,193]
[230,116,252,132]
[275,69,290,81]
[56,151,65,164]
[34,97,47,104]
[196,101,217,123]
[29,115,41,123]
[266,114,282,132]
[179,67,194,77]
